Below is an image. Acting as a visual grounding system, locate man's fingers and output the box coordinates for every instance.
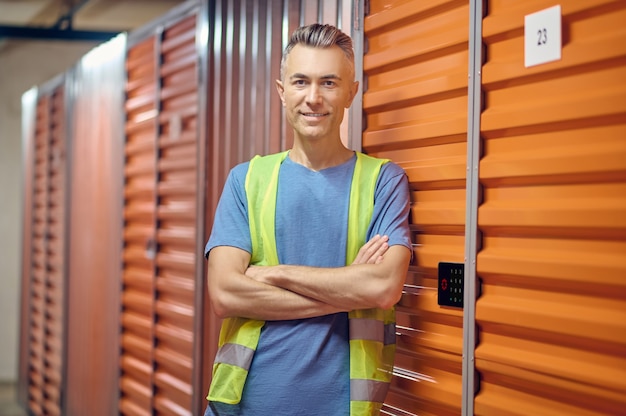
[352,235,389,265]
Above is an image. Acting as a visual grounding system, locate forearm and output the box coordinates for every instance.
[253,264,390,310]
[248,245,411,311]
[207,246,345,320]
[210,271,345,320]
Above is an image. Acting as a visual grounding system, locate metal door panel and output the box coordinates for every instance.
[363,1,469,413]
[475,1,626,414]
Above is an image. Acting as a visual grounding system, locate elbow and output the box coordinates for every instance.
[375,287,403,310]
[207,267,239,319]
[208,282,235,319]
[372,247,410,309]
[371,284,404,309]
[372,270,405,310]
[210,299,229,319]
[207,277,227,318]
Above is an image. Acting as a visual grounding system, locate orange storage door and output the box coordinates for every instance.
[121,6,202,415]
[41,85,66,416]
[121,34,158,416]
[363,1,469,414]
[28,94,50,416]
[21,83,67,416]
[476,1,626,414]
[153,13,200,414]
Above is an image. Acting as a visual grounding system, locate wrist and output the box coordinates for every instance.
[271,264,287,286]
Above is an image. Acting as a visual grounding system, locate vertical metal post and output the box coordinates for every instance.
[348,0,364,152]
[463,0,484,415]
[193,1,210,413]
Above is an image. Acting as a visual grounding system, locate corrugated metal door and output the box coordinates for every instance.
[63,34,127,416]
[153,13,199,414]
[41,85,66,416]
[121,34,158,416]
[21,82,67,416]
[121,5,202,415]
[28,94,50,416]
[362,1,469,414]
[476,1,626,414]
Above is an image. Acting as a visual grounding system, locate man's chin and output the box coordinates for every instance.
[295,126,328,140]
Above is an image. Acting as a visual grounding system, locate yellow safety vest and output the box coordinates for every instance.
[208,151,396,415]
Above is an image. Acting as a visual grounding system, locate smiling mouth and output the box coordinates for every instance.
[301,112,328,117]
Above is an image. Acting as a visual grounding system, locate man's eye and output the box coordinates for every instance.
[323,81,336,87]
[294,79,306,86]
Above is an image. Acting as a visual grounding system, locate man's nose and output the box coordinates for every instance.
[306,84,322,104]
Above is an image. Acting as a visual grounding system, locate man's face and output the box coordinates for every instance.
[276,44,358,142]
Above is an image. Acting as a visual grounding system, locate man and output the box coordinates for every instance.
[204,23,411,415]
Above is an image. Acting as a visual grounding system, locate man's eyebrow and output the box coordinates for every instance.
[289,73,342,80]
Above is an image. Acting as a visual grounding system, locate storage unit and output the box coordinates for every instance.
[362,1,469,414]
[475,1,626,414]
[63,34,127,415]
[120,4,205,414]
[362,0,626,414]
[149,15,201,403]
[120,32,159,414]
[19,78,68,416]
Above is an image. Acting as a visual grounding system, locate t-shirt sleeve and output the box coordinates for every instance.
[368,162,412,251]
[204,162,252,259]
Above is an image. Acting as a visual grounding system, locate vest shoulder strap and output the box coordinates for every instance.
[245,151,289,265]
[346,152,389,264]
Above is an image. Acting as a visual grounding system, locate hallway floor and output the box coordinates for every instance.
[0,383,27,416]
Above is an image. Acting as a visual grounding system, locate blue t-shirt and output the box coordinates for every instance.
[204,153,411,416]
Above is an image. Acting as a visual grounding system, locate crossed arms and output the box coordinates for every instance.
[207,235,411,321]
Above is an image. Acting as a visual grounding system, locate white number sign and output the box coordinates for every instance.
[524,5,562,68]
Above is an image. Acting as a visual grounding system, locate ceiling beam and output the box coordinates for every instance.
[0,24,122,41]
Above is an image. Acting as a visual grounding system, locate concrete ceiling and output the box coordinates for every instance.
[0,0,186,42]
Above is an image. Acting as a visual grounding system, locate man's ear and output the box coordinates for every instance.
[346,80,359,108]
[275,79,286,106]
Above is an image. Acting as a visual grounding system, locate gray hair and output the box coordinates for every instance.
[280,23,355,80]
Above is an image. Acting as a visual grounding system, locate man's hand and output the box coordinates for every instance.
[243,234,410,311]
[351,234,389,265]
[246,235,390,282]
[208,245,345,320]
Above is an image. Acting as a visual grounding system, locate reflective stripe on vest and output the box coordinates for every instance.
[208,151,396,415]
